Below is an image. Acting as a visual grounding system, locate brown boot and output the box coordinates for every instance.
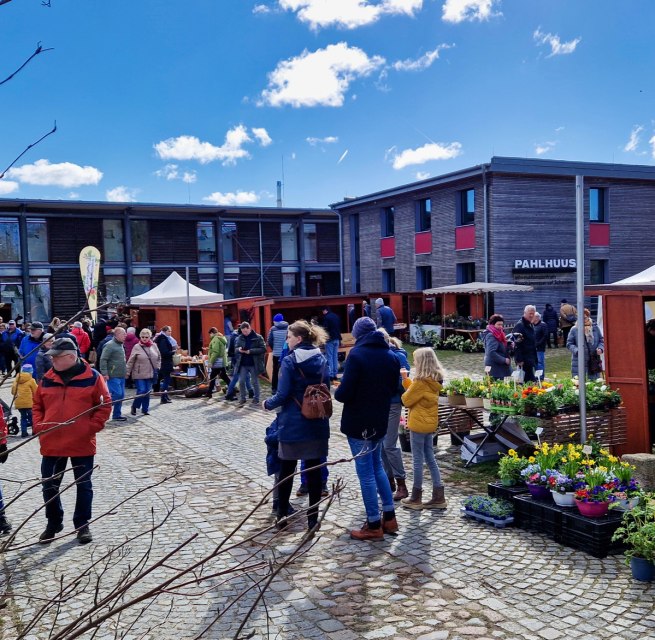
[401,487,423,510]
[382,515,399,534]
[388,475,397,492]
[393,478,409,501]
[423,486,448,510]
[350,521,384,541]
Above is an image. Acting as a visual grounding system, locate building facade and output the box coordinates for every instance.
[0,200,340,321]
[332,156,655,320]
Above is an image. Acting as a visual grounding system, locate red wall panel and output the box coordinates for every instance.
[455,225,475,250]
[589,223,610,247]
[415,231,432,255]
[380,237,395,259]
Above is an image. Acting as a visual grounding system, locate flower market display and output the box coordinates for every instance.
[461,496,514,528]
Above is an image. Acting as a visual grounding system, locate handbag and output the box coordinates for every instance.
[293,361,333,420]
[588,353,603,375]
[511,367,525,384]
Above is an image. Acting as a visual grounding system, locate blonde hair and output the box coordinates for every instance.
[140,329,152,338]
[288,320,328,347]
[413,347,445,383]
[378,327,403,350]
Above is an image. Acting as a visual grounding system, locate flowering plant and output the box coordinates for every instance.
[611,461,640,497]
[520,463,549,487]
[498,449,528,484]
[574,467,617,503]
[547,470,580,494]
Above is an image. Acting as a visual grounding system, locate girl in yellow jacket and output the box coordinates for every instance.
[401,347,447,510]
[12,363,38,438]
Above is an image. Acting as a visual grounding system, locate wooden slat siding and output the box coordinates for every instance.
[236,222,260,263]
[240,268,262,297]
[48,219,103,263]
[316,223,339,262]
[150,221,197,263]
[342,215,352,293]
[262,266,283,297]
[261,222,281,263]
[51,269,87,319]
[151,268,199,288]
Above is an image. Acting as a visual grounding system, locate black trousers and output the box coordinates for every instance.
[277,458,322,527]
[208,367,231,393]
[546,329,558,348]
[271,356,281,393]
[562,326,572,345]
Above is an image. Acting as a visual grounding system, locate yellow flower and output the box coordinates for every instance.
[608,455,618,464]
[600,449,609,456]
[561,457,568,463]
[569,432,575,438]
[528,456,536,463]
[508,449,517,458]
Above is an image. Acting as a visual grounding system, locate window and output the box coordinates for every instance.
[130,221,149,263]
[0,219,20,262]
[416,266,432,290]
[589,188,607,222]
[382,269,395,292]
[198,273,218,292]
[221,222,238,262]
[131,274,150,295]
[590,259,608,285]
[457,189,475,226]
[303,223,317,261]
[103,220,124,262]
[281,223,298,261]
[223,277,239,299]
[380,207,395,238]
[197,222,216,262]
[416,198,432,232]
[104,275,127,302]
[0,279,23,317]
[30,278,51,320]
[26,219,48,262]
[456,262,475,284]
[282,272,299,296]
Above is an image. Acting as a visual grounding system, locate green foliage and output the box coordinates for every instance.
[612,496,655,562]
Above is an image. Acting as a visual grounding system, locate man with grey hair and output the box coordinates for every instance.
[99,327,128,421]
[532,311,548,377]
[513,305,538,382]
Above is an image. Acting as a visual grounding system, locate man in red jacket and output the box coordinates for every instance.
[33,338,111,544]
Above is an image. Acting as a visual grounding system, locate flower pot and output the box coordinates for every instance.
[630,557,655,582]
[551,490,576,507]
[483,398,492,411]
[448,393,466,406]
[614,497,640,511]
[526,483,551,501]
[575,500,609,518]
[465,396,484,408]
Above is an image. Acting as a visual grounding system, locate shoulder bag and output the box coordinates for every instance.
[293,360,333,420]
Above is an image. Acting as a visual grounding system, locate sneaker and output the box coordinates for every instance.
[77,525,93,544]
[130,407,137,416]
[296,484,309,497]
[113,416,128,422]
[39,523,64,544]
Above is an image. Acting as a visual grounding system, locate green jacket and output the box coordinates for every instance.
[208,334,228,367]
[99,338,127,379]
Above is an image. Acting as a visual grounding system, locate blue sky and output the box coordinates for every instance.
[0,0,653,208]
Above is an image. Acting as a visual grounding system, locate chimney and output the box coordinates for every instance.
[276,180,282,208]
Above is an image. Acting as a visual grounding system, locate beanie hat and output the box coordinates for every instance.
[352,317,377,340]
[21,364,33,373]
[375,298,384,307]
[273,313,284,322]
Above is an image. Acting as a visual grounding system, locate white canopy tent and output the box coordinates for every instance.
[612,264,655,286]
[130,271,224,306]
[423,282,534,295]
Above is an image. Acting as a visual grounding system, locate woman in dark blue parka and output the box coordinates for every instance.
[263,320,329,531]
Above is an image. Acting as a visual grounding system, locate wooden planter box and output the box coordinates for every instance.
[539,407,627,449]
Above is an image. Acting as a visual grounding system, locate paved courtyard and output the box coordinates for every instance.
[1,376,654,639]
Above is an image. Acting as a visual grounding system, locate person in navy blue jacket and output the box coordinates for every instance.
[263,320,330,531]
[374,298,397,335]
[335,317,400,541]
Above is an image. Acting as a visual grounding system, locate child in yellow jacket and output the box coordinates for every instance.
[401,347,447,510]
[12,363,38,438]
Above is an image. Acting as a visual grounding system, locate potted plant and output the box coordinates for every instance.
[461,378,487,408]
[520,441,563,500]
[574,467,617,518]
[612,497,655,581]
[610,461,641,510]
[445,378,467,406]
[498,449,528,486]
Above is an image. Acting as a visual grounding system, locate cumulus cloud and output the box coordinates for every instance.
[392,44,452,72]
[280,0,422,30]
[203,191,259,206]
[260,42,385,108]
[251,127,273,146]
[306,135,339,145]
[0,180,19,195]
[624,125,644,153]
[535,141,556,156]
[392,141,462,169]
[155,164,180,180]
[6,159,103,188]
[416,171,430,180]
[533,28,581,57]
[442,0,499,23]
[253,3,271,13]
[154,125,265,166]
[106,186,138,203]
[182,171,197,184]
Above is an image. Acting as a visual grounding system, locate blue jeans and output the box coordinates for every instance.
[107,377,125,418]
[226,368,253,397]
[381,403,406,480]
[325,339,340,378]
[239,366,259,401]
[410,431,443,489]
[19,408,32,435]
[537,351,546,378]
[132,378,153,413]
[41,455,94,528]
[348,437,394,522]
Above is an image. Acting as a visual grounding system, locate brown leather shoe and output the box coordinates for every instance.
[393,478,409,501]
[350,522,383,541]
[382,516,399,534]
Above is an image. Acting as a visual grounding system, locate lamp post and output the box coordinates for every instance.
[575,175,587,442]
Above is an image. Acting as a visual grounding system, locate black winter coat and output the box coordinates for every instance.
[513,317,538,367]
[542,305,559,332]
[321,311,342,342]
[154,333,175,375]
[534,321,548,352]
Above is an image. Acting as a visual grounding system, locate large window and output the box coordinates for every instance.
[281,223,298,261]
[416,266,432,290]
[380,207,395,238]
[103,220,124,262]
[416,198,431,232]
[30,279,51,321]
[0,219,20,262]
[198,272,218,292]
[130,221,149,263]
[197,222,216,262]
[223,270,240,299]
[27,219,48,262]
[131,274,150,295]
[382,268,395,292]
[456,262,475,284]
[589,188,607,222]
[457,189,475,226]
[105,275,127,302]
[303,223,317,261]
[222,222,238,262]
[282,272,299,296]
[590,259,608,285]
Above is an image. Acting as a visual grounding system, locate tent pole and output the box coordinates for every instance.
[186,266,192,355]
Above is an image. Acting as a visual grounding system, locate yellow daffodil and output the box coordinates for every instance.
[528,456,536,463]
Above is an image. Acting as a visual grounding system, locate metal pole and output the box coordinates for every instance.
[258,221,264,296]
[575,175,587,442]
[185,266,192,355]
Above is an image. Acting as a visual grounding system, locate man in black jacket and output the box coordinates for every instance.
[513,305,538,383]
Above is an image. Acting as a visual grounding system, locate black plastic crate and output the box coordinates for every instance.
[559,509,625,558]
[513,494,563,538]
[488,482,530,502]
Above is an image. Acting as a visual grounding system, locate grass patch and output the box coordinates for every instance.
[443,458,499,492]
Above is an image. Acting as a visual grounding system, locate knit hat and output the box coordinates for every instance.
[352,317,377,340]
[21,364,33,373]
[375,298,384,307]
[273,313,284,322]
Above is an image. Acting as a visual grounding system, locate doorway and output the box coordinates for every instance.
[179,310,203,356]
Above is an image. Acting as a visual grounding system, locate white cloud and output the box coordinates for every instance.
[182,171,197,184]
[0,180,19,195]
[68,191,80,199]
[306,136,339,145]
[6,159,102,188]
[280,0,422,30]
[535,141,556,155]
[533,28,581,57]
[392,141,462,169]
[260,42,385,108]
[154,125,260,166]
[624,125,644,153]
[106,186,138,202]
[416,171,430,180]
[337,149,349,164]
[393,44,452,71]
[203,191,259,206]
[442,0,499,23]
[251,127,273,146]
[253,3,271,13]
[155,164,180,180]
[650,135,655,160]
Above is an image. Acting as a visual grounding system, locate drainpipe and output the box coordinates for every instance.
[482,164,490,318]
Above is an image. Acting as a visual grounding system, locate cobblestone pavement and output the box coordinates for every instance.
[1,379,654,640]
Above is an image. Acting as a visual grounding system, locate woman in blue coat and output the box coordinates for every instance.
[263,320,330,531]
[483,314,512,380]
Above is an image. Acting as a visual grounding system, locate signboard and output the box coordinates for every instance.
[512,257,577,287]
[79,246,101,322]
